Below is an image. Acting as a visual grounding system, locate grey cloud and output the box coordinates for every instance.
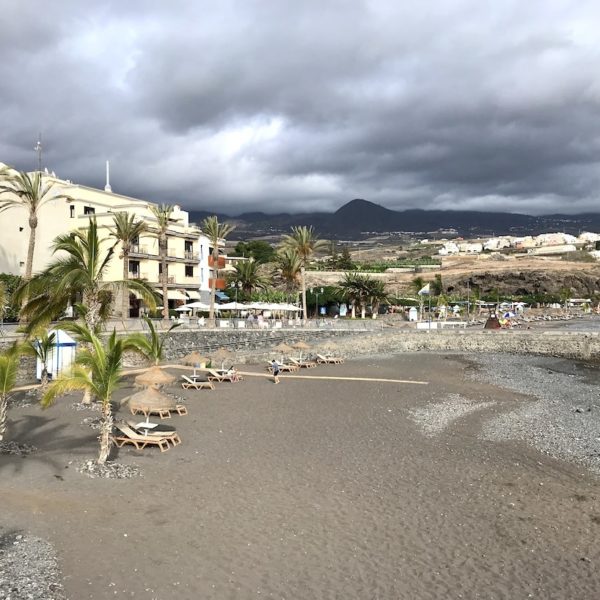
[1,1,600,216]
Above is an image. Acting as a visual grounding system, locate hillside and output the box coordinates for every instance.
[188,199,600,240]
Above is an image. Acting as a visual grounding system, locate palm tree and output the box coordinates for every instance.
[280,226,326,322]
[149,204,173,320]
[42,326,144,464]
[201,215,236,323]
[363,278,388,319]
[16,218,157,332]
[0,342,21,441]
[127,317,180,365]
[0,171,71,281]
[338,272,368,319]
[273,247,302,302]
[227,258,269,299]
[110,212,147,318]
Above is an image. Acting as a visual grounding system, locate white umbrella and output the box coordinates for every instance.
[184,301,211,310]
[175,305,193,312]
[217,302,248,310]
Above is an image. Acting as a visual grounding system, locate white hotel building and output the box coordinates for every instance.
[0,164,225,317]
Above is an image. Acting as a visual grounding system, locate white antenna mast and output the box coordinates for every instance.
[104,160,112,192]
[34,133,42,172]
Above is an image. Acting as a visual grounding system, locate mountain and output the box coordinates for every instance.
[187,199,600,239]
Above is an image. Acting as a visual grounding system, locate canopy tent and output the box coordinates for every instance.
[185,290,201,299]
[215,291,230,302]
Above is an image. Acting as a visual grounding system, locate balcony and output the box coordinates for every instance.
[208,278,226,290]
[130,245,156,257]
[208,256,226,268]
[129,271,149,280]
[184,251,198,260]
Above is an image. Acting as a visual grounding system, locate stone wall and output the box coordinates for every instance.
[5,328,600,386]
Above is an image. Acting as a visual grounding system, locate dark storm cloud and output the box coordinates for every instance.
[1,1,600,215]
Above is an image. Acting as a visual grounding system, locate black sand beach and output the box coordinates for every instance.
[2,354,600,599]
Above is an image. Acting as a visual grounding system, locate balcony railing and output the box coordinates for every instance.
[130,245,155,256]
[129,272,149,280]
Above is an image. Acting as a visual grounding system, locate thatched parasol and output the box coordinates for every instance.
[211,347,234,370]
[127,387,177,425]
[181,351,209,376]
[273,342,294,362]
[293,340,310,360]
[134,365,176,389]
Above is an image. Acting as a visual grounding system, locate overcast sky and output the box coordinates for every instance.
[2,1,600,215]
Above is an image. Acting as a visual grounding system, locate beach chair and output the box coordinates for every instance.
[206,369,242,382]
[130,404,188,420]
[316,354,345,364]
[125,421,181,446]
[289,357,317,369]
[112,423,179,452]
[181,375,215,390]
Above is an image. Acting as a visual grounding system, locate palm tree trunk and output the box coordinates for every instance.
[161,236,169,320]
[0,395,7,441]
[301,267,307,324]
[81,294,102,405]
[97,400,113,464]
[122,249,130,319]
[209,249,217,324]
[361,304,366,319]
[25,216,37,280]
[351,301,356,319]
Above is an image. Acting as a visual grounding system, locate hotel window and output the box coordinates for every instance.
[83,206,95,215]
[185,265,194,278]
[129,260,140,277]
[69,205,75,218]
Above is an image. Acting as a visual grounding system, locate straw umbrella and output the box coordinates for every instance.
[273,342,294,363]
[181,351,209,377]
[134,365,176,389]
[293,340,310,361]
[127,387,176,427]
[211,347,234,371]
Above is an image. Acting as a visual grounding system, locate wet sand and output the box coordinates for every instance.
[2,354,600,599]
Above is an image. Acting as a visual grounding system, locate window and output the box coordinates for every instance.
[185,265,194,278]
[129,260,140,277]
[83,206,95,215]
[69,205,75,218]
[185,241,193,252]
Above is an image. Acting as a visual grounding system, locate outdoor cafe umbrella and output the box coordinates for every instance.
[181,351,209,377]
[211,347,234,371]
[134,365,176,389]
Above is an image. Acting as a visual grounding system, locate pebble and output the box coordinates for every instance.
[469,353,600,473]
[0,531,65,600]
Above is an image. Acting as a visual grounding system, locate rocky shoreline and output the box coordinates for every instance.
[467,353,600,474]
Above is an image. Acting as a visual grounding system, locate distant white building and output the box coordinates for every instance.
[484,237,511,251]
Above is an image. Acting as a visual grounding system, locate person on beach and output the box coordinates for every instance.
[271,359,280,384]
